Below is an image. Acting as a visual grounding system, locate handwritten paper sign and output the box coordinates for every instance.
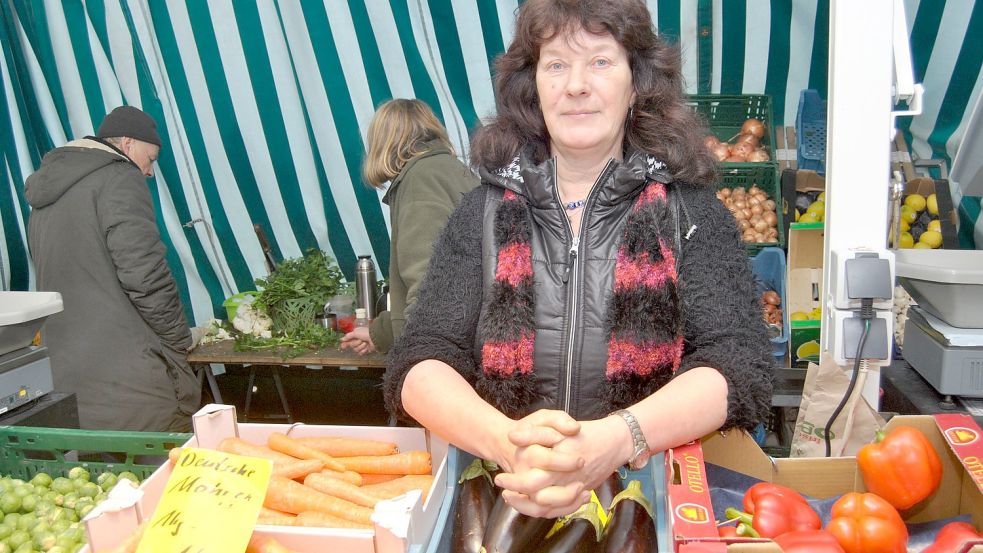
[136,447,272,553]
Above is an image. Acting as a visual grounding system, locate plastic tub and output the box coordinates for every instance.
[222,290,258,321]
[421,447,669,553]
[750,247,789,366]
[895,249,983,328]
[0,291,63,355]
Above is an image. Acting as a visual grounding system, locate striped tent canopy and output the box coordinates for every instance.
[1,0,980,325]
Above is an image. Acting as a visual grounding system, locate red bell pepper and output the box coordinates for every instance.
[857,425,942,510]
[774,529,846,553]
[742,482,812,514]
[826,492,908,553]
[724,492,821,539]
[922,521,983,553]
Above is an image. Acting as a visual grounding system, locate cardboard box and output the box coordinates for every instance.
[665,414,983,552]
[786,220,824,368]
[82,405,449,553]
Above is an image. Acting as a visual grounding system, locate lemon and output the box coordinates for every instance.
[809,307,822,320]
[904,193,927,212]
[900,218,910,232]
[790,311,810,321]
[919,230,943,248]
[898,232,914,248]
[795,209,800,222]
[817,191,826,202]
[927,193,938,215]
[798,212,819,223]
[927,219,941,233]
[796,340,821,361]
[914,242,932,249]
[806,201,825,217]
[900,205,917,223]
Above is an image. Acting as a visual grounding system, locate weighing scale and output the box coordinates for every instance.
[896,89,983,402]
[0,292,63,415]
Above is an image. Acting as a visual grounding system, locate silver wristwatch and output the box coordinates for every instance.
[612,409,651,471]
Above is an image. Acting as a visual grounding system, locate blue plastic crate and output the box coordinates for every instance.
[417,447,669,553]
[750,247,789,366]
[796,89,827,174]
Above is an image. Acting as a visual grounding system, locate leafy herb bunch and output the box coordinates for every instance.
[233,249,346,358]
[254,249,345,319]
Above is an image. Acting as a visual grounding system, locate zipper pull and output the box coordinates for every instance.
[562,236,580,283]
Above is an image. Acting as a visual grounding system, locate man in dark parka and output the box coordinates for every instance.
[25,106,199,432]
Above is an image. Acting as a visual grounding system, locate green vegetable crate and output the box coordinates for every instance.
[718,163,785,252]
[0,426,190,480]
[687,93,777,163]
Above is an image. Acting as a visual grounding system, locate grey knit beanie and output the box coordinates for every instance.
[97,106,162,147]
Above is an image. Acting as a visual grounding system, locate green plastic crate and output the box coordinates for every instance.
[687,94,776,163]
[0,426,191,480]
[718,164,785,252]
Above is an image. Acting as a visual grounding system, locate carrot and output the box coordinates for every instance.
[272,458,324,480]
[218,437,297,464]
[295,436,399,457]
[319,468,363,486]
[359,473,401,485]
[355,472,405,486]
[168,447,182,465]
[303,472,380,508]
[263,475,373,524]
[362,475,436,501]
[247,534,301,553]
[294,511,373,530]
[267,432,346,472]
[336,451,431,475]
[257,506,296,526]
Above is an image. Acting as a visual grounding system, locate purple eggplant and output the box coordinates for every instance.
[532,500,603,553]
[599,480,657,552]
[480,491,554,553]
[593,471,624,511]
[450,458,498,553]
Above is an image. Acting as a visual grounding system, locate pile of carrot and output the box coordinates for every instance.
[167,432,434,531]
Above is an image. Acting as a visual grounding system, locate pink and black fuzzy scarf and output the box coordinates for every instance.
[478,181,684,417]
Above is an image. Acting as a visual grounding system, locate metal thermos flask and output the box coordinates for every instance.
[355,255,378,319]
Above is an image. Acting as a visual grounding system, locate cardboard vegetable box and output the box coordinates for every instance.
[665,414,983,552]
[82,404,449,553]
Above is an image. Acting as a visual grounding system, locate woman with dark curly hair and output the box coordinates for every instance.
[386,0,774,518]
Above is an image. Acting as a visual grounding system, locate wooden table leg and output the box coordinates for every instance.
[272,367,293,424]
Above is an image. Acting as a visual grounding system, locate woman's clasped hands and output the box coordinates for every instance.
[492,409,634,518]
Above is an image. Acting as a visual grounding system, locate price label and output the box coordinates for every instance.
[136,447,272,553]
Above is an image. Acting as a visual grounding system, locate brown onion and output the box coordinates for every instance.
[737,133,760,147]
[742,118,765,138]
[731,141,755,158]
[763,199,776,211]
[724,155,747,163]
[704,135,721,149]
[712,143,731,161]
[763,212,778,226]
[747,149,771,162]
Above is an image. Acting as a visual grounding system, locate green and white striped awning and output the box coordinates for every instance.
[1,0,980,324]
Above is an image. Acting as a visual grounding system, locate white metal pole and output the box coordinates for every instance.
[823,0,896,408]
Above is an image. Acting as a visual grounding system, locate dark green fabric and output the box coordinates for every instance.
[369,143,479,353]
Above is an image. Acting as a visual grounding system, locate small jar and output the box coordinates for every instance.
[354,308,370,329]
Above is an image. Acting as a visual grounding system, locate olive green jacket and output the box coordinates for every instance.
[369,143,479,353]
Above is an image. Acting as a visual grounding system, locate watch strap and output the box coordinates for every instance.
[612,409,650,471]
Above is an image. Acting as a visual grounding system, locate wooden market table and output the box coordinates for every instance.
[187,340,387,423]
